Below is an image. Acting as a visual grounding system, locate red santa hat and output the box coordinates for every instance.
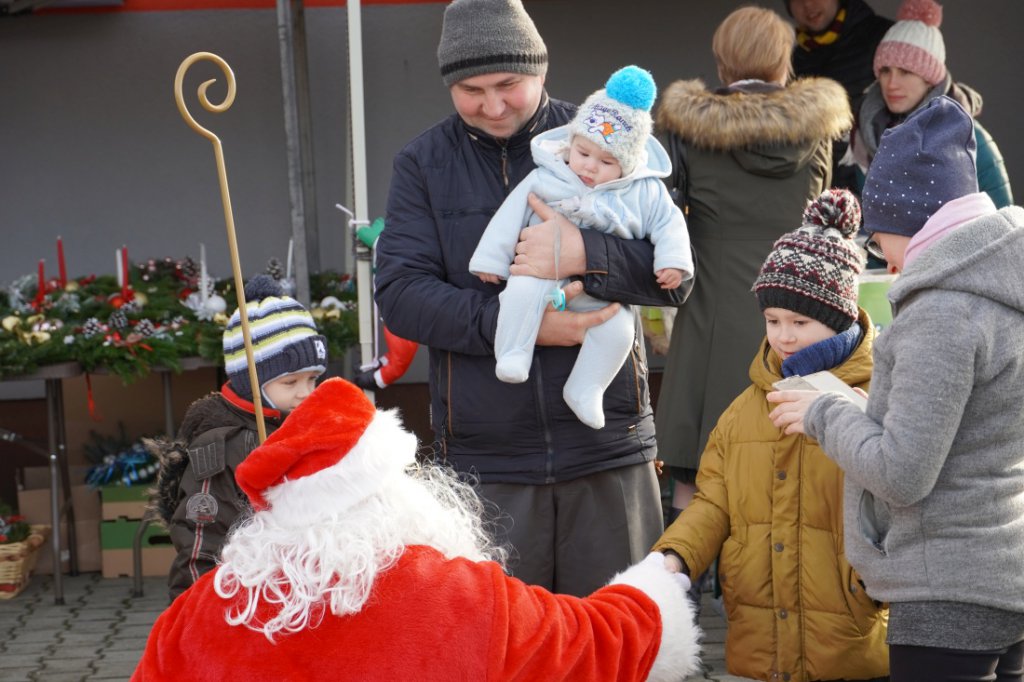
[236,377,416,515]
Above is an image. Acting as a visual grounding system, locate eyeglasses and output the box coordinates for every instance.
[864,234,885,261]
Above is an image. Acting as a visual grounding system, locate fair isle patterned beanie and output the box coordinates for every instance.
[753,189,866,332]
[862,96,977,238]
[571,66,656,176]
[437,0,548,87]
[223,274,327,402]
[873,0,946,85]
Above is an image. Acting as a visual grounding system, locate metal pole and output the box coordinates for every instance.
[162,371,175,438]
[276,0,315,306]
[347,0,375,374]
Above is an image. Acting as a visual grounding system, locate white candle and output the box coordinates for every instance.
[116,248,123,287]
[286,238,294,280]
[200,243,208,303]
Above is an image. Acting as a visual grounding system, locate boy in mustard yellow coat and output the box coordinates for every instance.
[654,190,888,682]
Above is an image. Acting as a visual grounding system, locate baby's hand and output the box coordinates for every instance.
[477,273,501,284]
[656,268,685,290]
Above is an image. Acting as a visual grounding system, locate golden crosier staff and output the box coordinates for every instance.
[174,52,267,443]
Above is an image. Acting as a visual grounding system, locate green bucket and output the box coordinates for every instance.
[858,272,896,329]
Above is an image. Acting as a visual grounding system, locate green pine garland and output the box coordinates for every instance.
[1,256,359,383]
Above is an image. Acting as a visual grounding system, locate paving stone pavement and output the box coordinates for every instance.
[0,573,754,681]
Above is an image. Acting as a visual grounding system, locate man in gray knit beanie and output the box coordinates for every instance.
[437,0,548,87]
[375,0,690,598]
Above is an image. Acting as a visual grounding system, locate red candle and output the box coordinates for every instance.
[57,237,67,288]
[36,259,46,305]
[121,245,130,298]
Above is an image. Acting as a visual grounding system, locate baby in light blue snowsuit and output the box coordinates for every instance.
[469,66,694,429]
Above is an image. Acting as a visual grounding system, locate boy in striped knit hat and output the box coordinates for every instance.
[151,274,328,601]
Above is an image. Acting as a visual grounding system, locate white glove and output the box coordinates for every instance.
[673,571,692,594]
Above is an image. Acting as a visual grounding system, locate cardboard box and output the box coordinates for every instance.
[100,484,150,521]
[100,517,174,578]
[101,547,176,578]
[16,467,101,575]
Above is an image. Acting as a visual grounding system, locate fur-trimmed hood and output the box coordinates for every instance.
[656,77,851,152]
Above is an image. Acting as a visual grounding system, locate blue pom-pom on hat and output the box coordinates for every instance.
[606,65,656,112]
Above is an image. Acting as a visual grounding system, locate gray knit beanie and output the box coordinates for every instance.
[437,0,548,87]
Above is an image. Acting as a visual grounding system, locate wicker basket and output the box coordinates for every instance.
[0,524,51,600]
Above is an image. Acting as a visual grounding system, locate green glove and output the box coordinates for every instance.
[356,217,385,249]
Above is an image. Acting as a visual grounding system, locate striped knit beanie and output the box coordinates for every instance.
[874,0,945,85]
[753,189,866,332]
[437,0,548,87]
[571,66,656,175]
[223,274,327,403]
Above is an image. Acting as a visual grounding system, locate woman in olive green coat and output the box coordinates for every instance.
[655,6,851,512]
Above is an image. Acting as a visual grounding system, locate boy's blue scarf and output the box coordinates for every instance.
[781,324,863,378]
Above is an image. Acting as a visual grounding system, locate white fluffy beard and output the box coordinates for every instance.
[214,464,506,641]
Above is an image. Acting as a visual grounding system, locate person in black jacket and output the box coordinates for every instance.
[374,0,691,598]
[786,0,893,190]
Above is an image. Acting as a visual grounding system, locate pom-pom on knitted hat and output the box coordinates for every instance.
[236,378,416,517]
[862,96,978,238]
[223,274,328,403]
[571,65,656,175]
[437,0,548,88]
[874,0,946,85]
[753,189,867,332]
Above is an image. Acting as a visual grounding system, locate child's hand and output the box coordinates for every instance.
[477,273,501,284]
[656,268,685,290]
[766,390,820,435]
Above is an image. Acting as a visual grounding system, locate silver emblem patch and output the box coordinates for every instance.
[185,492,219,525]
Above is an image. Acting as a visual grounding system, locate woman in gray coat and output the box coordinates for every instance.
[654,6,851,516]
[769,97,1024,680]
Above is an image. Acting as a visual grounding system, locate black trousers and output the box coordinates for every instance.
[890,640,1024,682]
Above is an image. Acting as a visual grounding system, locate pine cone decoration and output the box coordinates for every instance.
[119,299,141,314]
[108,310,128,331]
[134,319,156,337]
[266,257,285,280]
[82,318,105,337]
[181,256,198,281]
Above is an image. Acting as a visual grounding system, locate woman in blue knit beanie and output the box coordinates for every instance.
[770,96,1024,680]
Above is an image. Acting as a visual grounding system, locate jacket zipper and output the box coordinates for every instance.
[533,357,556,483]
[445,351,454,439]
[500,143,509,190]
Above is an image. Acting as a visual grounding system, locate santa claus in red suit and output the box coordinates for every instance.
[132,378,701,681]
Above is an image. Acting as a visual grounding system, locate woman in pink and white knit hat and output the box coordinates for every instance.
[845,0,1013,211]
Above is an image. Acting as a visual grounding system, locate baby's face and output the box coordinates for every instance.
[763,307,837,361]
[568,135,623,187]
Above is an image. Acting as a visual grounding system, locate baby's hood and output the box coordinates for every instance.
[531,125,671,189]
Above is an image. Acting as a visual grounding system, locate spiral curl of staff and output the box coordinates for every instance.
[174,52,267,443]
